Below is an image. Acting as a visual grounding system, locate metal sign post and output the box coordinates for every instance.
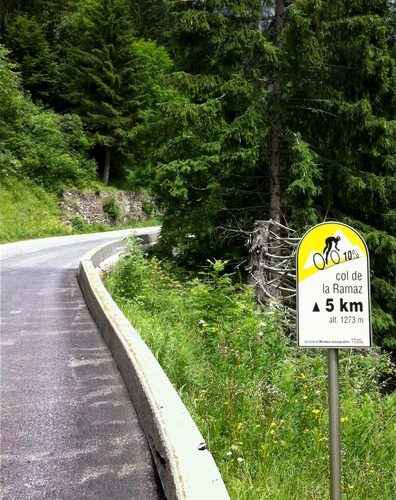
[328,349,341,500]
[296,222,372,500]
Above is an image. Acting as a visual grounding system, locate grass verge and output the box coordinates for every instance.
[0,176,72,242]
[105,240,396,500]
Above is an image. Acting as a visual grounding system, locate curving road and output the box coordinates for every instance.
[0,230,163,500]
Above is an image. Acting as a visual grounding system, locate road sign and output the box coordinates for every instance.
[296,221,372,348]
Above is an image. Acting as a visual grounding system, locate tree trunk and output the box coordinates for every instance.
[249,220,270,304]
[269,0,286,224]
[249,1,287,305]
[102,147,111,185]
[269,116,282,223]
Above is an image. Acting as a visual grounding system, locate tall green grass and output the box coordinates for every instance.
[105,240,396,499]
[0,177,72,242]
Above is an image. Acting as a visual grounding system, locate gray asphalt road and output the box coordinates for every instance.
[0,230,163,500]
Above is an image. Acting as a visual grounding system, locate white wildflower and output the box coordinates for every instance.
[237,457,244,463]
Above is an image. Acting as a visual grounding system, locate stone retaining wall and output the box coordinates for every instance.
[59,190,154,226]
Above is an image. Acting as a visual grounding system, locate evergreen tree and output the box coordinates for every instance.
[62,0,139,184]
[130,0,170,44]
[0,0,76,32]
[4,15,55,102]
[61,0,173,185]
[144,1,275,259]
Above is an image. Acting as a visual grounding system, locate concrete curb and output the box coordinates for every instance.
[78,228,230,500]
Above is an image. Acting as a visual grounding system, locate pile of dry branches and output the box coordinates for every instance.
[247,219,299,315]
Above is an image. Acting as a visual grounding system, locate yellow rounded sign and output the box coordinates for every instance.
[296,222,372,348]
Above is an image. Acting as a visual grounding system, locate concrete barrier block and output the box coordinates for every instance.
[78,229,230,500]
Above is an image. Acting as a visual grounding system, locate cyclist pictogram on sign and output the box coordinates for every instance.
[313,235,341,270]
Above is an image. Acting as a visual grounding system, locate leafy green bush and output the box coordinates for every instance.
[102,195,121,221]
[106,245,396,499]
[70,215,85,232]
[0,45,96,190]
[142,200,156,217]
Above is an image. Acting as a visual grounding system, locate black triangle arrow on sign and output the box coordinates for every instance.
[313,302,320,312]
